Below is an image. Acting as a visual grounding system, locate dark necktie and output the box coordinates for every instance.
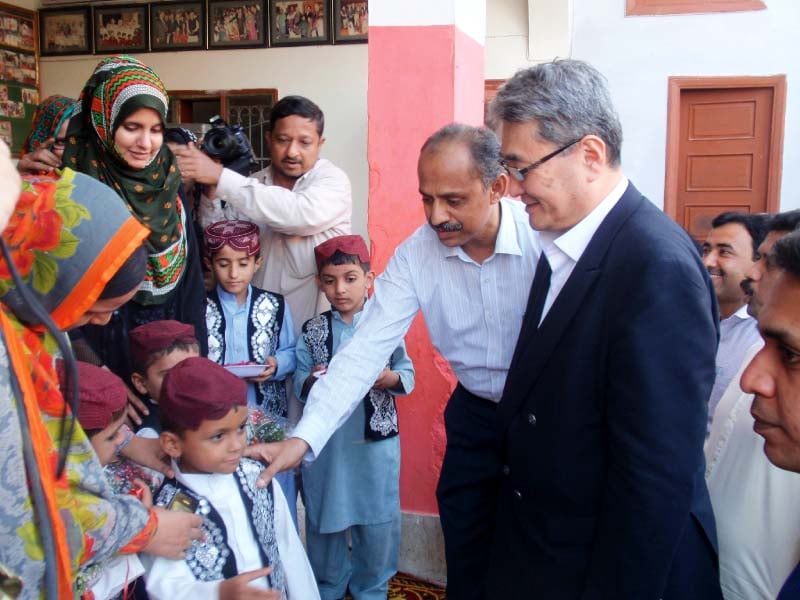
[524,253,552,331]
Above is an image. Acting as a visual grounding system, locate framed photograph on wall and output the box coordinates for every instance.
[39,7,91,56]
[93,4,148,54]
[269,0,329,46]
[150,1,205,51]
[0,3,36,53]
[332,0,367,43]
[208,0,266,49]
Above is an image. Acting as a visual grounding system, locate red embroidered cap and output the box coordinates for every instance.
[204,219,260,257]
[314,234,370,271]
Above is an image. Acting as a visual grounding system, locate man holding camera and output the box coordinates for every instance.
[175,95,352,334]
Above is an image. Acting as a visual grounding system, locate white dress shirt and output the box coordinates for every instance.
[706,341,800,600]
[143,462,319,599]
[707,304,760,433]
[293,198,540,456]
[199,158,352,335]
[537,176,628,324]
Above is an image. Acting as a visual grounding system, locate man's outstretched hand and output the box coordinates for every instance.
[244,437,310,488]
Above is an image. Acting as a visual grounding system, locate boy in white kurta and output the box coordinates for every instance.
[142,357,318,600]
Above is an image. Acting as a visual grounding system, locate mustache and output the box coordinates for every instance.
[431,221,463,233]
[741,278,754,295]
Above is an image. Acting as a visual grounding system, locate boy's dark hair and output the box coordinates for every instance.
[84,406,127,438]
[132,340,200,375]
[710,212,769,260]
[319,249,370,273]
[269,95,324,136]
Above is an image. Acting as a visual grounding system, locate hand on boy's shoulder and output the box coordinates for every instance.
[245,438,309,488]
[219,566,280,599]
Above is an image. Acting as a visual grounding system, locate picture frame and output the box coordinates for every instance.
[39,7,91,56]
[93,4,148,55]
[150,1,206,51]
[0,3,36,53]
[269,0,330,47]
[332,0,367,43]
[208,0,266,49]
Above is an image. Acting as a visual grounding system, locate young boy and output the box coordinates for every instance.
[143,357,318,600]
[296,234,415,600]
[73,361,155,599]
[129,319,201,438]
[204,219,298,520]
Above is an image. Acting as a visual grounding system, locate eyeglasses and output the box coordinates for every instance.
[501,138,583,182]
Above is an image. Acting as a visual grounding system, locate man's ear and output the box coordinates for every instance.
[578,135,608,174]
[160,431,182,460]
[130,371,149,396]
[489,172,509,203]
[318,136,326,150]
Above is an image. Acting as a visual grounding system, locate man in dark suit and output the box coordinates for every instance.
[487,59,723,598]
[741,229,800,599]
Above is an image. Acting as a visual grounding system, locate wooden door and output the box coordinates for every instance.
[665,77,786,242]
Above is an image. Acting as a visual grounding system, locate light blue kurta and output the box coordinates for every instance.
[295,306,414,534]
[217,284,296,409]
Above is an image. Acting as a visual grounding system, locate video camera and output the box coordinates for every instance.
[200,116,258,176]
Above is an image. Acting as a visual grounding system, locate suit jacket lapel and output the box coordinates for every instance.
[497,183,646,427]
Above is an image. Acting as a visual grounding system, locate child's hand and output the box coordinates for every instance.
[373,368,401,391]
[219,567,280,599]
[247,356,277,383]
[132,478,153,508]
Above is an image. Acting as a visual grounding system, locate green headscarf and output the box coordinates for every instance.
[62,55,186,306]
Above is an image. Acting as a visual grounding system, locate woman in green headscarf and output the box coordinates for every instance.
[17,94,77,174]
[61,55,207,386]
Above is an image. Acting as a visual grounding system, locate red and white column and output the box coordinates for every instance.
[367,1,486,522]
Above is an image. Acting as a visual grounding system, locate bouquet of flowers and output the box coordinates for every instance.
[246,408,288,445]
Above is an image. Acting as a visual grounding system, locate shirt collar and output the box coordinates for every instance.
[446,197,524,262]
[730,303,752,321]
[217,283,252,309]
[542,176,628,263]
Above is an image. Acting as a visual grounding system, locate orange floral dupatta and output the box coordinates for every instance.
[0,169,152,597]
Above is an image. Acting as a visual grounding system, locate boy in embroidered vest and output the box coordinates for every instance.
[204,219,298,523]
[296,234,415,600]
[129,319,201,438]
[73,361,154,599]
[143,357,319,600]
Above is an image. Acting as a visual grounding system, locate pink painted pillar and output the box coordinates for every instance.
[367,2,486,515]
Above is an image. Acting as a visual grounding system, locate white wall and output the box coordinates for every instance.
[571,0,800,211]
[39,46,369,237]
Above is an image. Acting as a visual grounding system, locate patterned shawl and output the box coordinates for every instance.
[62,55,186,306]
[0,169,154,598]
[20,94,76,155]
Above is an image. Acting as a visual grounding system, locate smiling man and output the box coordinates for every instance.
[702,212,767,431]
[741,229,800,599]
[246,123,541,599]
[175,95,352,334]
[489,59,721,599]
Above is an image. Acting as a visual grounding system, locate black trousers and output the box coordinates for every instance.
[436,384,504,600]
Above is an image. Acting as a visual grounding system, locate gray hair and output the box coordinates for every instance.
[490,59,623,167]
[420,123,504,189]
